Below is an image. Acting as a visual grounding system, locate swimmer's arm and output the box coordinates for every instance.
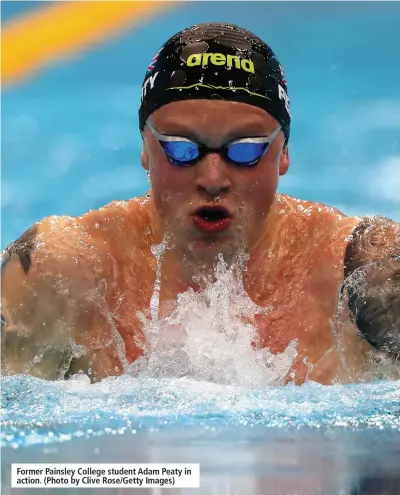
[343,216,400,361]
[1,218,117,380]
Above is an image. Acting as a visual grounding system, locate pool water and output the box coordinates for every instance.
[1,2,400,494]
[2,376,400,494]
[2,2,400,249]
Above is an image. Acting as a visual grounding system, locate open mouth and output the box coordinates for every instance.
[192,206,232,234]
[194,206,231,222]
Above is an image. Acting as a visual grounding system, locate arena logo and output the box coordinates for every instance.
[186,53,255,74]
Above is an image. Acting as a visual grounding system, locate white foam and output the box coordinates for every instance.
[129,254,298,387]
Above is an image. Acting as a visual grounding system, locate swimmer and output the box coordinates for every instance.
[1,23,399,384]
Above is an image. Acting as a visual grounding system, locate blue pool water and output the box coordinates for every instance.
[2,376,400,494]
[1,2,400,494]
[2,2,400,248]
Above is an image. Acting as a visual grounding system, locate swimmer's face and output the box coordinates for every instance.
[141,100,289,262]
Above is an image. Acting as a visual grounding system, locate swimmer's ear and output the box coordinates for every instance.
[141,144,149,171]
[279,146,289,176]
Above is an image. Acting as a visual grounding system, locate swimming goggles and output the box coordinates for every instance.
[145,121,281,168]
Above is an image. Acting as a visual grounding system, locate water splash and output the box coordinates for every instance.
[332,263,400,382]
[149,240,166,323]
[131,253,298,386]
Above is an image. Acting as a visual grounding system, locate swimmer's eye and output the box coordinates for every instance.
[161,140,201,164]
[146,120,281,168]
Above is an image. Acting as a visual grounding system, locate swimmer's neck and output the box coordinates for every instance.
[146,194,282,297]
[161,251,248,295]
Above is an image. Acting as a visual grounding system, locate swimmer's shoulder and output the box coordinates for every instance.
[1,213,112,289]
[276,194,362,265]
[278,194,361,238]
[78,194,158,249]
[1,194,157,283]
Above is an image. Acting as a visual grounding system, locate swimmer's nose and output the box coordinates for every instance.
[195,153,231,197]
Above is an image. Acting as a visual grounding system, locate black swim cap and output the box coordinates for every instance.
[139,22,291,142]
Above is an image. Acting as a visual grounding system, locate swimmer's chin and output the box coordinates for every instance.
[164,219,247,262]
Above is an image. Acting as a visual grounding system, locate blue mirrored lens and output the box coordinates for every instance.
[162,141,199,162]
[227,142,268,164]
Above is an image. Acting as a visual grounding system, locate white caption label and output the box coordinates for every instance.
[12,463,200,488]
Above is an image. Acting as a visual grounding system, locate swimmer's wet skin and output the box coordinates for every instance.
[1,22,399,384]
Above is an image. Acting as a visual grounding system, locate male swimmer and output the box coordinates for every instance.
[2,23,399,384]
